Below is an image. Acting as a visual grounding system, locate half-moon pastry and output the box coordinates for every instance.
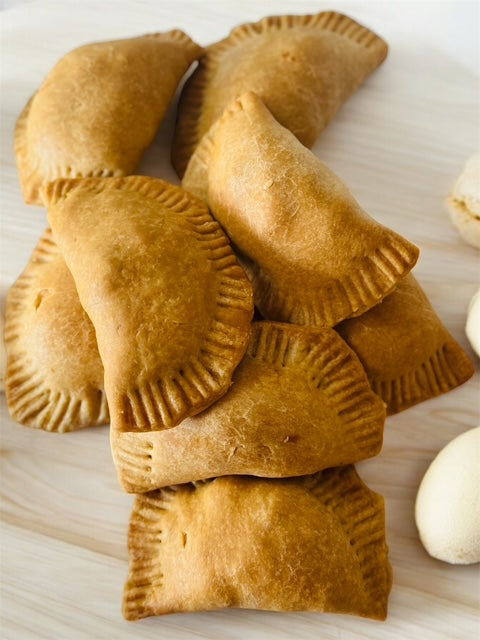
[123,467,392,620]
[336,274,475,414]
[44,176,253,432]
[183,91,419,327]
[113,321,385,492]
[4,229,108,432]
[172,11,388,176]
[15,31,202,205]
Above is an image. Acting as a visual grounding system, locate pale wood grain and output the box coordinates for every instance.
[1,1,479,639]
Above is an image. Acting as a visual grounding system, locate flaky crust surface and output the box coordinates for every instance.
[113,321,385,492]
[172,11,388,176]
[336,274,474,414]
[183,92,418,327]
[4,229,108,431]
[15,31,202,205]
[123,468,392,620]
[45,176,253,432]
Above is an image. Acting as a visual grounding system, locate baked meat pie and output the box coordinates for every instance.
[183,92,418,327]
[172,11,388,176]
[45,176,253,432]
[15,31,202,204]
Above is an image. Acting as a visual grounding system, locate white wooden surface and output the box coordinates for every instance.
[1,1,479,638]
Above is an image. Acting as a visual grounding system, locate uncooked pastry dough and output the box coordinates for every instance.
[415,426,480,564]
[446,152,480,249]
[0,312,5,391]
[466,288,480,358]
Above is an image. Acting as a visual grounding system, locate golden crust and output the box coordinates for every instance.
[15,31,202,205]
[4,229,108,432]
[172,11,388,176]
[336,274,475,414]
[183,92,418,327]
[123,468,392,620]
[45,176,253,432]
[113,321,385,492]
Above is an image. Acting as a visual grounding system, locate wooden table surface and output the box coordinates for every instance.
[1,1,479,638]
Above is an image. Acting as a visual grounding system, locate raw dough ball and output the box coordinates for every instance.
[446,152,480,250]
[415,427,480,564]
[466,288,480,358]
[0,312,5,391]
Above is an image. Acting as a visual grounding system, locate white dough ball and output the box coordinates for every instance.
[446,152,480,250]
[466,288,480,358]
[0,312,5,392]
[415,427,480,564]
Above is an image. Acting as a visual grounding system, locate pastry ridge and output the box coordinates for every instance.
[123,487,172,621]
[150,28,201,49]
[45,176,253,432]
[44,174,203,212]
[245,236,417,327]
[337,274,474,414]
[5,229,108,432]
[183,91,419,327]
[304,466,392,618]
[172,11,388,176]
[224,12,386,48]
[374,338,473,414]
[251,322,384,440]
[112,321,385,493]
[123,468,392,619]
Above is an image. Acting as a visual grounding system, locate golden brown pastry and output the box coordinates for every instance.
[44,176,253,432]
[113,321,385,492]
[336,274,475,414]
[183,91,419,327]
[172,11,388,176]
[4,229,108,432]
[123,467,392,620]
[15,31,202,205]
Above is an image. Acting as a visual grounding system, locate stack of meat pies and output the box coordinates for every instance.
[5,11,474,624]
[182,90,474,413]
